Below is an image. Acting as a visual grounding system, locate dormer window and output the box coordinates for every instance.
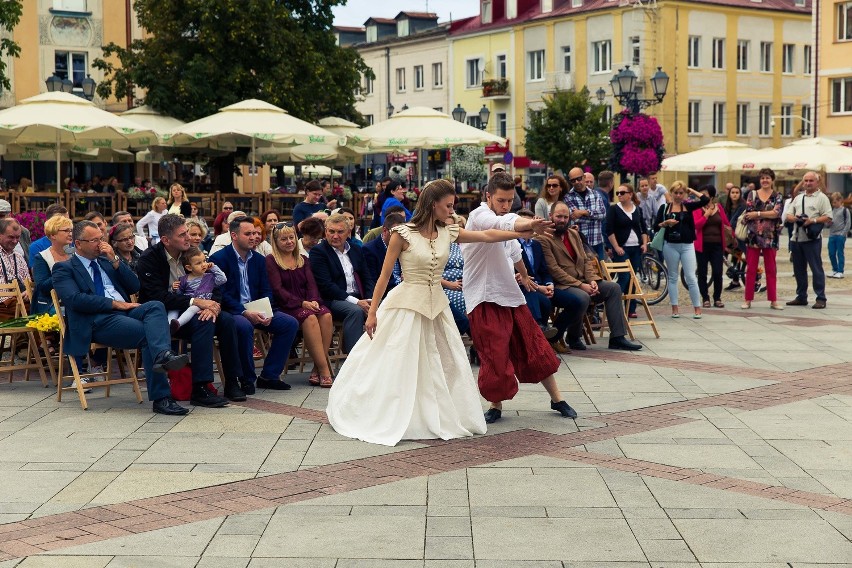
[482,0,492,24]
[541,0,553,12]
[507,0,517,19]
[397,19,409,37]
[366,25,377,42]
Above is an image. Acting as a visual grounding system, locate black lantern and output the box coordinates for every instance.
[650,67,669,101]
[80,74,96,100]
[478,104,490,130]
[451,103,467,123]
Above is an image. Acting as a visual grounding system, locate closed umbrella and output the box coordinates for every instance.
[0,92,155,191]
[661,141,757,173]
[164,99,343,192]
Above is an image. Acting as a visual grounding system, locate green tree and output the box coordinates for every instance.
[92,0,372,124]
[0,1,23,92]
[523,87,612,173]
[451,145,486,186]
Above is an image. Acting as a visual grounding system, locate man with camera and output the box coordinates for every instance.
[785,172,832,309]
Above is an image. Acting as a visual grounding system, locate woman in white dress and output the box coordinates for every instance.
[326,180,537,446]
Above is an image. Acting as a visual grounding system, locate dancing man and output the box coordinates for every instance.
[462,172,578,424]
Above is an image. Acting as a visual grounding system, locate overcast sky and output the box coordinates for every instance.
[332,0,480,27]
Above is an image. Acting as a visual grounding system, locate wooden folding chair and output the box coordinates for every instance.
[600,260,660,339]
[23,279,58,386]
[51,290,143,410]
[328,322,347,372]
[0,282,48,387]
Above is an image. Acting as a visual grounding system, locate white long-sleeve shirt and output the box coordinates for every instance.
[136,210,165,244]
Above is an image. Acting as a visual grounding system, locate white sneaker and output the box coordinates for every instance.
[836,272,845,279]
[88,365,105,375]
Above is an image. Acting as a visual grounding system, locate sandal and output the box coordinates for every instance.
[714,301,725,308]
[741,302,751,309]
[308,371,320,386]
[319,375,334,388]
[702,300,711,308]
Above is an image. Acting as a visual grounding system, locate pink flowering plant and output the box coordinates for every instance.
[609,111,665,177]
[15,211,47,240]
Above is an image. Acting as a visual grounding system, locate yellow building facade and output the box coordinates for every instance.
[815,0,852,142]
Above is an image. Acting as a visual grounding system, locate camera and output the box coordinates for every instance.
[667,231,682,241]
[795,215,808,226]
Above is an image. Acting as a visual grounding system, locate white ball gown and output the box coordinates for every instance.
[326,224,487,446]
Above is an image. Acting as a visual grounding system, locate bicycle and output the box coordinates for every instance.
[638,252,668,305]
[678,246,764,294]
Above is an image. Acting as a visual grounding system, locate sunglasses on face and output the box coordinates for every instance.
[615,191,630,196]
[569,176,584,183]
[546,183,561,188]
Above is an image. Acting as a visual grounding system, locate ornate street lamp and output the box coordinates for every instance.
[80,74,96,101]
[45,74,63,93]
[610,65,669,114]
[595,87,606,104]
[451,103,467,124]
[386,103,395,118]
[478,104,490,130]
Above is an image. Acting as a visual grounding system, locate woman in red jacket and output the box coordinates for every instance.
[693,185,731,308]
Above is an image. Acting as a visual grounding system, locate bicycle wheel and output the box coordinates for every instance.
[640,254,668,305]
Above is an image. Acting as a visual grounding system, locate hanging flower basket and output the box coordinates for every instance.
[609,111,665,177]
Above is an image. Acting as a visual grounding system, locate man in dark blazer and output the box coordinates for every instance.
[137,214,239,404]
[210,217,298,390]
[53,221,190,415]
[515,209,558,341]
[309,213,375,353]
[362,212,406,298]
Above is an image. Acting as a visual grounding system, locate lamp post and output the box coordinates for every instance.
[451,103,490,131]
[609,66,669,114]
[595,87,606,104]
[386,103,395,118]
[45,73,97,101]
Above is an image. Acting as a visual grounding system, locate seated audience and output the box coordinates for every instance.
[0,199,31,261]
[137,214,242,404]
[250,216,273,256]
[169,246,227,332]
[362,212,406,297]
[515,209,559,339]
[109,222,143,272]
[136,197,167,245]
[293,181,335,229]
[53,220,191,416]
[210,217,299,390]
[0,219,30,320]
[441,214,470,336]
[362,205,405,244]
[537,201,642,352]
[380,181,412,224]
[309,213,375,354]
[266,222,335,387]
[213,201,234,236]
[185,219,208,252]
[167,183,192,217]
[297,216,324,256]
[29,204,70,267]
[112,211,148,251]
[209,210,246,255]
[32,215,73,315]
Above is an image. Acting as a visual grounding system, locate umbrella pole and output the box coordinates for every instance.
[30,160,34,187]
[251,138,256,194]
[56,131,61,193]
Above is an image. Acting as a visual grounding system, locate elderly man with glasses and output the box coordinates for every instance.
[564,167,608,260]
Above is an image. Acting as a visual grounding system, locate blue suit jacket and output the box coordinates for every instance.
[361,237,397,295]
[53,255,140,356]
[309,240,375,302]
[518,238,553,286]
[209,245,274,315]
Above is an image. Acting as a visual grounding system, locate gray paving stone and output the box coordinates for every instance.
[425,536,473,560]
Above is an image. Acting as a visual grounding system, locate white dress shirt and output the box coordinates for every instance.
[332,241,360,304]
[460,204,525,313]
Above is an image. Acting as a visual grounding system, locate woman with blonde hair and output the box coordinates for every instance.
[266,222,334,386]
[535,175,568,219]
[167,183,192,217]
[31,215,73,315]
[135,196,167,244]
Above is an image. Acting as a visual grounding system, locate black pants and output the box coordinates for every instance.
[791,239,826,302]
[696,241,724,302]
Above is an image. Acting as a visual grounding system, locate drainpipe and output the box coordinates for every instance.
[812,0,819,137]
[125,0,134,109]
[385,46,391,118]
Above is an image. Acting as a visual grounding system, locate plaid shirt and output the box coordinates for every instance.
[565,188,607,246]
[0,248,29,298]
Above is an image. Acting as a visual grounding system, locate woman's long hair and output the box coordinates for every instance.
[408,179,455,230]
[167,183,187,206]
[724,186,744,217]
[270,223,304,269]
[538,175,568,204]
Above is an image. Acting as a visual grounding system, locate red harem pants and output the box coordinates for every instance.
[744,246,777,302]
[468,302,561,403]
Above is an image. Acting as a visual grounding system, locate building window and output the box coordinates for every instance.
[801,105,812,135]
[759,41,772,72]
[782,44,794,74]
[54,51,87,89]
[592,40,612,73]
[831,77,852,113]
[366,26,377,43]
[482,0,492,24]
[837,2,852,41]
[466,58,482,88]
[758,104,771,136]
[712,38,725,69]
[362,74,373,95]
[432,62,443,88]
[736,103,749,135]
[397,19,409,37]
[688,36,700,68]
[572,0,583,7]
[541,0,554,12]
[713,102,726,135]
[414,65,424,90]
[688,101,700,134]
[631,37,641,66]
[737,40,750,71]
[396,68,406,93]
[803,45,812,74]
[528,50,545,81]
[779,104,793,136]
[53,0,87,11]
[364,114,374,126]
[496,54,507,79]
[562,46,572,73]
[603,105,613,123]
[507,0,518,19]
[467,116,482,129]
[497,113,507,138]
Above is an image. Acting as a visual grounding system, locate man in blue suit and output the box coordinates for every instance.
[210,216,298,390]
[309,213,375,353]
[516,209,559,341]
[52,221,191,415]
[362,212,406,298]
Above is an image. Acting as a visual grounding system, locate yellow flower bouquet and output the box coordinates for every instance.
[26,313,60,333]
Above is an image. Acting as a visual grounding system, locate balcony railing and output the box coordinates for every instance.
[481,78,510,98]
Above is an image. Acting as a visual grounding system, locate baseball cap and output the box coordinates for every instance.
[490,163,506,173]
[0,200,11,213]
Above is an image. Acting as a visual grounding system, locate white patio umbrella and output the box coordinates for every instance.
[163,99,344,192]
[356,106,505,151]
[0,92,156,191]
[750,137,852,172]
[3,143,135,163]
[661,141,757,173]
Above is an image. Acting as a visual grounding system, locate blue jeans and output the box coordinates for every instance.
[662,242,701,308]
[828,235,846,274]
[234,310,298,382]
[612,245,643,314]
[522,289,552,326]
[589,242,606,261]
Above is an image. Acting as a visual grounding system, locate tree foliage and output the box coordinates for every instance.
[0,1,23,92]
[92,0,373,124]
[523,87,612,173]
[451,145,486,185]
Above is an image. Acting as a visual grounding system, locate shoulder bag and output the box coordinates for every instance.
[649,204,671,252]
[735,191,754,241]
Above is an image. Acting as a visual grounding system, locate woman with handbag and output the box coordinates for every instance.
[723,186,746,290]
[607,183,648,318]
[654,181,709,319]
[741,168,783,310]
[693,185,731,308]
